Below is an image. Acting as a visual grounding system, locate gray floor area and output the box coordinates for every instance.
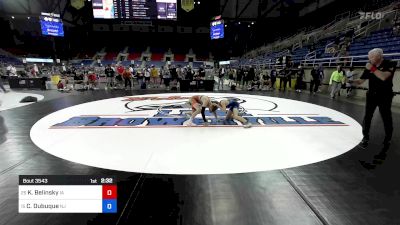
[0,88,399,225]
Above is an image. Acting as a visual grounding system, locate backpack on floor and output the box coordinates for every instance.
[141,82,146,89]
[20,96,38,103]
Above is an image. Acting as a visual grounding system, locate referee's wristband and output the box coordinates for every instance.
[370,66,377,73]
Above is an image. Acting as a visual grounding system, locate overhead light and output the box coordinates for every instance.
[251,22,254,25]
[197,1,200,4]
[11,16,15,19]
[27,17,30,19]
[238,22,241,24]
[248,25,250,27]
[224,24,227,27]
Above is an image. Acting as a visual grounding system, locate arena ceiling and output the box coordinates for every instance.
[0,0,337,22]
[0,0,90,26]
[219,0,336,21]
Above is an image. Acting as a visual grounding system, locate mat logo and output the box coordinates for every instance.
[50,95,347,128]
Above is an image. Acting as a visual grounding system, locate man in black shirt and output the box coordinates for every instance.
[198,66,206,78]
[186,67,194,81]
[270,66,277,90]
[309,65,320,95]
[352,48,396,151]
[295,65,305,92]
[278,68,286,91]
[105,65,115,89]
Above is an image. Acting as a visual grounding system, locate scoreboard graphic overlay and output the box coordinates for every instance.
[19,175,117,213]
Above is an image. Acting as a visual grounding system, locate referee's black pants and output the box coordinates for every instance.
[362,92,394,144]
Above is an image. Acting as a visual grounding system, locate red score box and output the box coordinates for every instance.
[102,185,117,199]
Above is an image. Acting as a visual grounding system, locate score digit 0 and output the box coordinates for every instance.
[102,185,117,199]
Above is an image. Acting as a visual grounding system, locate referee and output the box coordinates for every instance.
[352,48,396,151]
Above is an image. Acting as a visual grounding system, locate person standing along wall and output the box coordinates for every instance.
[123,67,132,90]
[270,66,277,90]
[329,65,345,99]
[309,65,320,95]
[295,66,305,93]
[345,67,355,97]
[105,65,115,89]
[218,66,225,90]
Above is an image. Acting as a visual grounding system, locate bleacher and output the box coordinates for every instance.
[127,46,145,61]
[350,29,400,57]
[150,47,165,61]
[144,61,165,68]
[241,27,399,68]
[192,62,203,68]
[239,1,399,68]
[291,47,309,63]
[0,55,23,65]
[65,45,209,68]
[171,61,189,67]
[81,59,94,66]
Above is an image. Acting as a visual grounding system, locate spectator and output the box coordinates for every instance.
[6,64,12,76]
[228,68,235,86]
[243,67,249,87]
[129,65,137,85]
[345,67,355,97]
[159,66,165,85]
[33,64,39,76]
[247,67,255,88]
[236,68,243,87]
[57,80,64,90]
[329,65,345,99]
[136,66,144,85]
[218,66,225,90]
[150,65,159,88]
[279,67,291,91]
[73,72,84,89]
[318,64,325,92]
[163,66,171,90]
[198,66,206,78]
[123,67,132,90]
[105,65,115,89]
[295,65,305,93]
[248,74,261,91]
[144,66,151,86]
[261,71,271,90]
[9,65,17,77]
[185,67,194,81]
[270,66,277,90]
[309,65,320,95]
[177,65,183,80]
[170,65,178,89]
[115,65,124,88]
[87,71,98,90]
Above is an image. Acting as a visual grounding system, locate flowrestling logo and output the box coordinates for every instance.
[358,10,393,20]
[50,95,347,128]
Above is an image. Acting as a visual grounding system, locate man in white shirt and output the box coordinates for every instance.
[6,64,12,76]
[9,66,17,77]
[218,66,225,90]
[144,66,151,86]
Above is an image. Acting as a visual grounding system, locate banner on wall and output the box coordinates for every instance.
[71,0,85,10]
[181,0,194,12]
